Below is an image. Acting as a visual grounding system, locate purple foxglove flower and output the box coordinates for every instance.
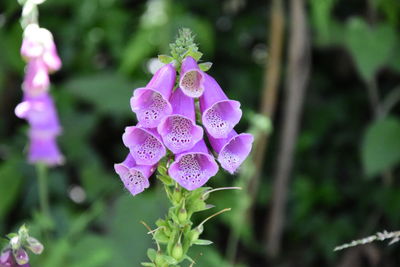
[22,59,50,96]
[157,87,203,154]
[208,130,254,174]
[130,64,176,128]
[28,131,64,166]
[15,93,61,136]
[179,56,204,98]
[114,153,156,196]
[0,249,30,267]
[122,126,166,165]
[168,140,218,190]
[199,74,242,138]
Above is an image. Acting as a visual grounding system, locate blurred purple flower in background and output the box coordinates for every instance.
[15,23,63,166]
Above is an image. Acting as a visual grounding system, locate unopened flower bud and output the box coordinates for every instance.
[189,225,203,243]
[14,248,29,265]
[154,252,164,266]
[172,188,182,203]
[26,237,44,255]
[178,208,187,224]
[9,236,20,250]
[171,243,183,261]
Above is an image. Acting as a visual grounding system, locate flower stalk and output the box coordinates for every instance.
[141,162,228,267]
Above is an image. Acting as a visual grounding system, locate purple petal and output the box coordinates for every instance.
[114,153,156,196]
[130,64,176,128]
[122,126,166,165]
[22,59,50,96]
[179,56,204,98]
[200,74,242,138]
[168,140,218,190]
[208,130,254,174]
[28,132,64,166]
[15,93,61,136]
[157,88,203,153]
[169,87,196,120]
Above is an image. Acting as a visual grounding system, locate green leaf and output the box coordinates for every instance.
[147,248,157,261]
[185,50,203,61]
[158,55,174,64]
[156,174,174,186]
[193,239,213,245]
[64,72,134,117]
[198,62,212,72]
[345,18,396,81]
[362,117,400,177]
[154,230,169,244]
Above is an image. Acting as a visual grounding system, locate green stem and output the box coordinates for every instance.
[36,163,50,218]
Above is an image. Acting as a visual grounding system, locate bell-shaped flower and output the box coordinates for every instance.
[131,64,176,128]
[22,59,50,96]
[208,130,253,174]
[15,93,61,136]
[122,125,166,165]
[28,130,64,166]
[168,140,218,190]
[179,56,205,98]
[199,74,242,138]
[114,153,156,196]
[0,249,30,267]
[157,87,203,154]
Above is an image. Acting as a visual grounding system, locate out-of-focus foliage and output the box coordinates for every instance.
[0,0,400,266]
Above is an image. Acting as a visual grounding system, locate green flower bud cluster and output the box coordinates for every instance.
[158,28,212,73]
[1,225,44,265]
[141,163,221,267]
